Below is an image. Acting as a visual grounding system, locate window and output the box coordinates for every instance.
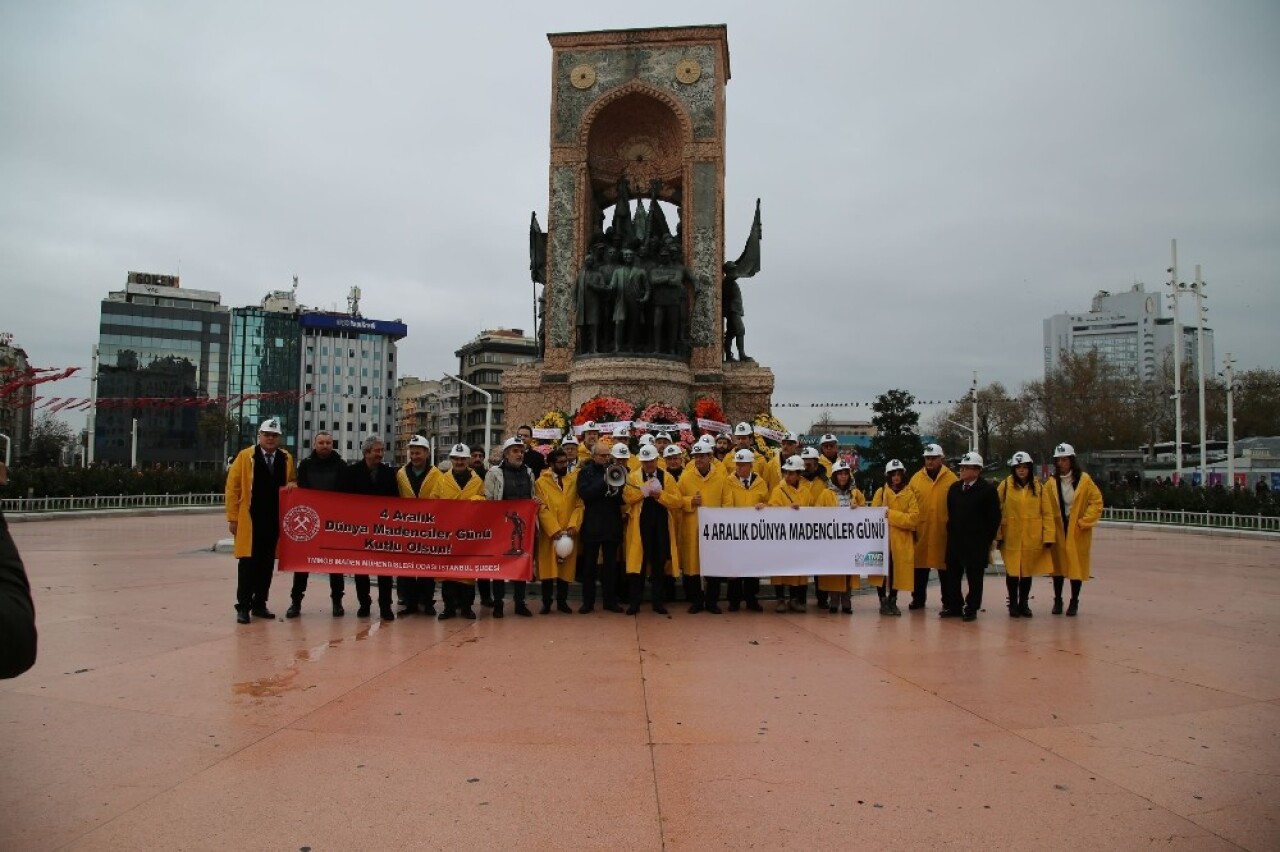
[304,420,311,430]
[349,349,355,358]
[303,402,312,411]
[347,403,354,413]
[319,403,326,412]
[346,440,352,450]
[319,420,326,429]
[361,386,368,396]
[360,404,367,413]
[306,364,313,374]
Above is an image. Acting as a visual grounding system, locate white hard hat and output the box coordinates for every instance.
[258,418,282,434]
[663,444,683,458]
[782,431,798,443]
[695,435,715,447]
[449,443,470,458]
[408,435,430,449]
[831,460,851,474]
[820,433,838,445]
[554,535,575,560]
[561,434,578,446]
[782,455,806,472]
[733,448,756,464]
[656,431,673,443]
[799,446,820,460]
[611,443,631,460]
[885,459,906,474]
[1010,451,1033,466]
[637,444,659,461]
[638,434,655,446]
[733,421,753,436]
[959,451,984,468]
[691,442,714,455]
[611,425,630,439]
[922,443,944,457]
[501,436,525,452]
[581,420,600,433]
[1053,442,1076,458]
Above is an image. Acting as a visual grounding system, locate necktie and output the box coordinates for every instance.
[265,453,274,471]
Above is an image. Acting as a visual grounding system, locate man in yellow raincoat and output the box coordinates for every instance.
[908,443,957,613]
[675,441,725,613]
[225,418,296,624]
[432,443,486,620]
[535,447,583,614]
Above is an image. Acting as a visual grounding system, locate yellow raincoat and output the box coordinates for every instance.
[534,468,583,581]
[225,445,296,559]
[817,483,867,593]
[768,479,820,587]
[909,465,957,570]
[996,476,1054,578]
[1044,471,1104,581]
[674,461,726,577]
[870,483,919,592]
[622,467,684,575]
[396,464,440,499]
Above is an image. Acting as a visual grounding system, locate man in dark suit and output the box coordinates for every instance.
[576,440,626,613]
[339,435,400,621]
[943,452,1002,622]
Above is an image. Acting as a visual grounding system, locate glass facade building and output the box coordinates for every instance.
[229,305,302,455]
[94,273,230,467]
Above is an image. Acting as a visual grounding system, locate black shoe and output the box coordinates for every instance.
[1018,604,1033,618]
[728,601,741,612]
[625,605,640,615]
[332,602,345,617]
[540,601,552,615]
[236,611,250,624]
[1009,605,1021,618]
[962,610,977,622]
[1052,598,1064,615]
[514,603,533,617]
[423,602,436,616]
[745,600,763,612]
[939,609,963,619]
[652,604,669,615]
[493,602,504,619]
[578,604,594,614]
[705,603,722,614]
[438,609,457,621]
[1066,600,1079,617]
[250,608,275,620]
[879,600,891,616]
[687,602,704,614]
[397,605,419,616]
[605,604,625,613]
[890,602,902,617]
[285,603,302,619]
[357,605,371,618]
[480,596,494,608]
[461,607,476,620]
[556,600,572,614]
[908,600,925,610]
[379,607,396,621]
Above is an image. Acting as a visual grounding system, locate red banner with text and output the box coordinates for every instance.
[277,488,536,580]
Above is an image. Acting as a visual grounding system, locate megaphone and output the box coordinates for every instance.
[605,463,629,489]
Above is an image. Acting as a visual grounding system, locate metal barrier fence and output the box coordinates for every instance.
[0,493,224,514]
[1102,507,1280,534]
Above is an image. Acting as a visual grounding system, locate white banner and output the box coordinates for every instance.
[632,420,690,433]
[698,506,888,577]
[531,427,563,440]
[575,420,632,435]
[696,418,732,434]
[753,425,787,443]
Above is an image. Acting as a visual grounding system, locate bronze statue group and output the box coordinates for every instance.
[226,418,1104,625]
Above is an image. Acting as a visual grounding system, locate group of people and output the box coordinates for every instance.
[225,417,1104,626]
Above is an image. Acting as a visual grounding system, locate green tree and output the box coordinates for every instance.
[1233,368,1280,439]
[25,413,75,466]
[867,389,921,474]
[197,409,237,461]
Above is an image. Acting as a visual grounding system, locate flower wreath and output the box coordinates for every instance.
[637,402,695,448]
[532,409,571,455]
[750,412,789,460]
[574,396,636,429]
[693,397,729,440]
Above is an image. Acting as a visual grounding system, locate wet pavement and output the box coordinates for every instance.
[2,513,1277,850]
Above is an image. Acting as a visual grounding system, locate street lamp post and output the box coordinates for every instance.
[1222,354,1236,490]
[1191,265,1209,485]
[444,373,491,464]
[1167,239,1184,483]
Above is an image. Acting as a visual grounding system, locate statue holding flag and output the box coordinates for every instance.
[723,199,763,362]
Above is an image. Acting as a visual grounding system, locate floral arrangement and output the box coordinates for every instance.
[574,396,635,428]
[637,402,695,448]
[750,411,789,460]
[533,409,571,452]
[693,397,728,440]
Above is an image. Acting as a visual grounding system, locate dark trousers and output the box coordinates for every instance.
[704,576,723,606]
[912,567,941,606]
[1006,576,1033,607]
[397,576,436,609]
[578,539,619,608]
[235,520,279,612]
[441,580,476,612]
[727,578,761,606]
[477,579,494,605]
[1052,576,1083,601]
[541,578,570,603]
[943,555,985,614]
[491,579,526,604]
[291,572,345,602]
[354,574,393,608]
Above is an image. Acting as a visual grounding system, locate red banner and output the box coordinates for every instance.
[277,488,536,580]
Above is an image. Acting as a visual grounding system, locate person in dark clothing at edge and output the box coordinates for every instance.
[338,435,400,621]
[576,439,626,614]
[0,470,38,677]
[484,436,539,617]
[942,452,1003,622]
[286,430,347,618]
[516,424,545,479]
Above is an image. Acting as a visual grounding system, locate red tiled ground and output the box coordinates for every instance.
[2,514,1277,850]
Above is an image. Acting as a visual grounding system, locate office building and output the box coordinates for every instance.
[0,333,33,463]
[94,272,230,467]
[394,375,440,461]
[1043,283,1213,381]
[228,288,302,456]
[455,328,537,453]
[299,310,407,457]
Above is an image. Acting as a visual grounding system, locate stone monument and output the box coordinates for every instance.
[503,25,775,430]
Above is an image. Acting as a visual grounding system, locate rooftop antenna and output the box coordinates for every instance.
[292,274,298,293]
[347,285,362,317]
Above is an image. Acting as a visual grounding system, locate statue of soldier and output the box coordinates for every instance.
[722,261,748,362]
[574,254,607,354]
[610,248,649,353]
[648,245,684,355]
[596,245,621,352]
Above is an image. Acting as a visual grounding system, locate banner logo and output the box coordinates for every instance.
[282,505,322,542]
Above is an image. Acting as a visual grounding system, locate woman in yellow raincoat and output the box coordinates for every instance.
[870,459,919,617]
[1043,442,1104,617]
[997,451,1054,618]
[817,460,866,614]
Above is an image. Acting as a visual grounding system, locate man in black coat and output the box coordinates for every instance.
[0,516,37,679]
[287,430,347,618]
[338,435,399,621]
[943,452,1002,622]
[576,441,626,613]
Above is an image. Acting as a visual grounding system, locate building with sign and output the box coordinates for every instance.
[299,310,407,456]
[94,272,230,467]
[455,329,537,454]
[0,332,33,463]
[228,288,302,456]
[1043,283,1214,380]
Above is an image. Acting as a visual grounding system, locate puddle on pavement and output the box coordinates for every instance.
[233,621,382,698]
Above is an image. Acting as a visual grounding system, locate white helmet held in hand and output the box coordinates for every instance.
[554,535,575,560]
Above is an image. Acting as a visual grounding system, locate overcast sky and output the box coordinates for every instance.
[2,1,1277,435]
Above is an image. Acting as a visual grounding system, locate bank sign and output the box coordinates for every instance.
[300,313,408,338]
